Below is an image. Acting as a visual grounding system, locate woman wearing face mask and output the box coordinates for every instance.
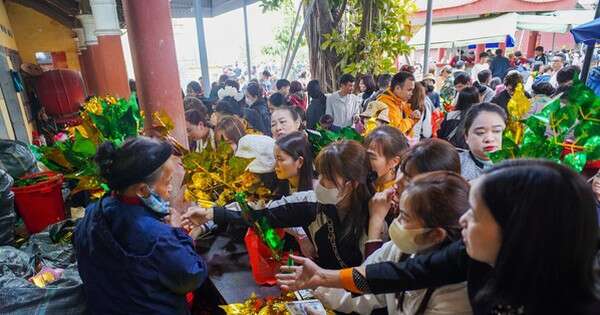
[185,109,215,152]
[182,140,374,269]
[74,137,207,314]
[315,171,472,315]
[277,159,600,315]
[459,103,507,181]
[271,106,302,140]
[366,138,461,256]
[364,126,409,193]
[274,131,318,258]
[245,82,271,136]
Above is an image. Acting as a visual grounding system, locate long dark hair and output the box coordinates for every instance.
[275,131,314,193]
[477,159,599,313]
[315,140,373,243]
[409,81,427,112]
[455,86,480,113]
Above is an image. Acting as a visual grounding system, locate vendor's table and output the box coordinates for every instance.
[200,235,280,304]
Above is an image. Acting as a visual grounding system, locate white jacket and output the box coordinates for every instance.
[314,241,472,315]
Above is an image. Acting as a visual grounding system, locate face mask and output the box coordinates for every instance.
[314,182,340,205]
[138,188,170,217]
[388,218,432,254]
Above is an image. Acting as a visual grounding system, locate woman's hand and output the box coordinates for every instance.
[368,189,395,240]
[276,255,331,291]
[369,189,394,221]
[410,110,422,120]
[181,206,214,230]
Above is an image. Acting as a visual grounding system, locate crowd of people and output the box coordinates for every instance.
[73,45,600,315]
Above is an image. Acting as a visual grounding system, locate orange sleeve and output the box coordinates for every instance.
[339,268,362,294]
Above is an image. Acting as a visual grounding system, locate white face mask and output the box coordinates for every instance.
[388,218,432,254]
[314,182,340,205]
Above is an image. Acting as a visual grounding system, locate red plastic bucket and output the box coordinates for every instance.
[11,172,65,233]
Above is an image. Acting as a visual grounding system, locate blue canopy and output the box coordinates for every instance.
[570,17,600,45]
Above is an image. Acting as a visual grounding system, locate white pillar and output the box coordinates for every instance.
[77,14,98,45]
[73,28,87,51]
[89,0,122,36]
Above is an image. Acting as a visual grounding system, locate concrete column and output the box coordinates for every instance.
[122,0,187,147]
[77,14,102,95]
[90,0,130,98]
[73,28,90,94]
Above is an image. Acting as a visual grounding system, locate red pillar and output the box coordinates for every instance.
[78,52,90,95]
[96,35,130,98]
[81,49,99,96]
[475,44,485,62]
[88,44,109,96]
[499,41,507,51]
[525,31,539,58]
[437,48,446,63]
[122,0,187,146]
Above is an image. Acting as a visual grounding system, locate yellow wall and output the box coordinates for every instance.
[0,0,27,141]
[6,1,80,70]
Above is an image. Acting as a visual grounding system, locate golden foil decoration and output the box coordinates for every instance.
[506,83,531,144]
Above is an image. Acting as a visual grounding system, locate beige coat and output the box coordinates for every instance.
[314,241,472,315]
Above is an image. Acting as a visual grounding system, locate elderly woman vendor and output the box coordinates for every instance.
[74,136,207,314]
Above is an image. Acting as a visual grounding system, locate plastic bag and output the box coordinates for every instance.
[0,139,37,179]
[0,220,86,315]
[244,227,287,286]
[0,169,15,246]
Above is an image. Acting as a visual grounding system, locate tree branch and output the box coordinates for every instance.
[333,0,348,27]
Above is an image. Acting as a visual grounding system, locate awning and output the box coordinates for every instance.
[571,16,600,45]
[517,10,596,33]
[409,13,518,49]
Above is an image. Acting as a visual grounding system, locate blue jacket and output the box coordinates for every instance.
[74,196,207,315]
[490,56,511,80]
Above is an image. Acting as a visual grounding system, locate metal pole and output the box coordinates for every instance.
[422,0,434,76]
[194,0,211,96]
[580,0,600,83]
[282,0,303,77]
[243,0,252,80]
[283,0,317,79]
[551,32,556,52]
[285,28,305,80]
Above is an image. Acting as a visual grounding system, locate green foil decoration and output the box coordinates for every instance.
[235,192,284,261]
[489,77,600,173]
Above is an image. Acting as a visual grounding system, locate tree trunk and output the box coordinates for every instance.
[306,0,340,92]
